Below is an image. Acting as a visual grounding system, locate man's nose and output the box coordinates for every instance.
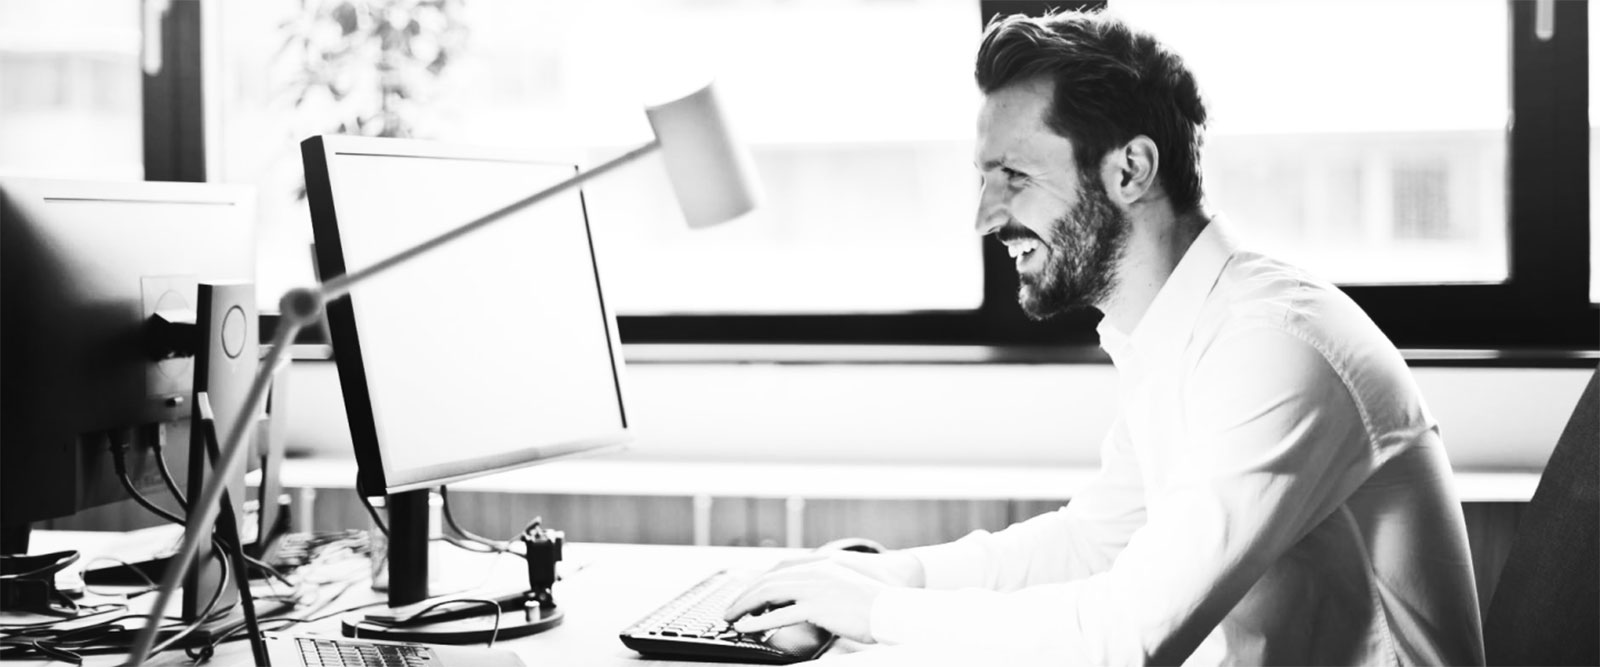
[974,179,1007,236]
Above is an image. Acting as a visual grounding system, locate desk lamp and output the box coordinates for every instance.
[124,82,761,666]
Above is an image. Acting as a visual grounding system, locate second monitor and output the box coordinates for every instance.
[300,135,631,629]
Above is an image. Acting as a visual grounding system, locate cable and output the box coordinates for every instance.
[146,549,231,657]
[381,598,503,648]
[202,586,391,656]
[0,551,229,663]
[439,486,528,560]
[149,424,188,512]
[107,438,242,659]
[0,604,128,631]
[110,442,186,525]
[0,636,83,664]
[152,424,296,591]
[242,553,293,586]
[81,556,157,597]
[113,449,261,591]
[438,487,497,546]
[0,550,81,581]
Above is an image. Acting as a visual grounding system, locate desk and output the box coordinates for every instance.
[15,531,864,666]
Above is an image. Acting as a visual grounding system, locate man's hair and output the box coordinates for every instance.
[976,10,1208,213]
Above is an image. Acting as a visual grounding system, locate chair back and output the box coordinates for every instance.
[1482,363,1599,666]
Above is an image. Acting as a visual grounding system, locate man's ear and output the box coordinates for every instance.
[1106,136,1160,205]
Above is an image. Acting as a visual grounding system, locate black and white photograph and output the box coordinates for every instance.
[0,1,1595,665]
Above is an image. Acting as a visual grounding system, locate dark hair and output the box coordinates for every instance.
[976,9,1208,213]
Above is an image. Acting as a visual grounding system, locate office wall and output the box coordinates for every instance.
[285,359,1592,473]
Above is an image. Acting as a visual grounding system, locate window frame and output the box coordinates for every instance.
[143,0,207,183]
[634,0,1597,356]
[179,0,1594,363]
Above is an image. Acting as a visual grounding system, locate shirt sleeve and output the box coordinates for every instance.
[908,415,1146,592]
[869,328,1379,664]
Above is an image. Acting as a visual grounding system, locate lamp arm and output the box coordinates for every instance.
[124,137,663,666]
[123,318,300,666]
[320,138,661,302]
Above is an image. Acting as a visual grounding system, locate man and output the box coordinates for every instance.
[724,9,1485,665]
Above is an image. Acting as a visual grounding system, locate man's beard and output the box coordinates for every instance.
[1016,175,1131,320]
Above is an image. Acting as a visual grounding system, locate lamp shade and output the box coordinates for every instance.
[645,82,762,229]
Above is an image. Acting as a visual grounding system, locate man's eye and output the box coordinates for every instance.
[1003,168,1026,181]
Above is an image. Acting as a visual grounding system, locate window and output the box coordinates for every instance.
[46,0,1590,355]
[978,0,1595,352]
[218,0,983,316]
[1116,0,1509,287]
[0,0,143,180]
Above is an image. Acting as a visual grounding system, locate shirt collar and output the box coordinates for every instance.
[1097,217,1239,370]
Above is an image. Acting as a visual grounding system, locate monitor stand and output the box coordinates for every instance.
[1,520,29,555]
[340,488,563,644]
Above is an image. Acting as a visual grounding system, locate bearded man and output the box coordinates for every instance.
[725,9,1484,665]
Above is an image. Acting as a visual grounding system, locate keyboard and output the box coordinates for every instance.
[619,570,836,664]
[262,633,524,667]
[290,636,434,667]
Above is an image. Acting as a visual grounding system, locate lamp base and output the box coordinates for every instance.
[340,595,562,645]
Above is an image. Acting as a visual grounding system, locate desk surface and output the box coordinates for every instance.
[13,532,863,666]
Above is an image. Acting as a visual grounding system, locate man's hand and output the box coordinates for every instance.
[721,551,926,644]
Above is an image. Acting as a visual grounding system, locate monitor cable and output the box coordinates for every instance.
[111,439,292,586]
[104,438,256,660]
[146,424,188,512]
[437,486,528,561]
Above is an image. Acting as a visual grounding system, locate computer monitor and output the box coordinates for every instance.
[300,136,630,614]
[0,177,258,619]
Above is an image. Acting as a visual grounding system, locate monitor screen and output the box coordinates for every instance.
[303,136,630,495]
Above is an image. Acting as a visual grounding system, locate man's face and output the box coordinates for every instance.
[975,78,1130,320]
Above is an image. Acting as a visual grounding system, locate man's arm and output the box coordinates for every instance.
[731,327,1382,662]
[910,415,1146,591]
[868,328,1379,662]
[724,411,1147,641]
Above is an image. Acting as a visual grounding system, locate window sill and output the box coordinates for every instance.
[281,342,1598,367]
[260,457,1541,504]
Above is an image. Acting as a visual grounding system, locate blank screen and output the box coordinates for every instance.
[321,145,627,491]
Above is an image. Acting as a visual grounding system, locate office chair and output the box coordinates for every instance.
[1481,362,1599,666]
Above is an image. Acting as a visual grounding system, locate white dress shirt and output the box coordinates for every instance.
[868,219,1485,665]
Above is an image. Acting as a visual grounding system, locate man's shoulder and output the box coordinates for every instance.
[1193,250,1430,441]
[1203,250,1384,355]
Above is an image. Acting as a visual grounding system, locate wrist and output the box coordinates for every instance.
[889,550,926,588]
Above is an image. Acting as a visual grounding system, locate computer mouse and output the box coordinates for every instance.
[815,536,886,554]
[759,618,835,658]
[738,605,836,659]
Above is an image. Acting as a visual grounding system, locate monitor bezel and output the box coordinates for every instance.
[301,135,632,497]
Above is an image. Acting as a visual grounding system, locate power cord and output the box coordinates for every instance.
[109,439,186,526]
[148,424,188,512]
[438,486,529,560]
[116,437,294,585]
